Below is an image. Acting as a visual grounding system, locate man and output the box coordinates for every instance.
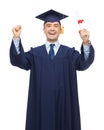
[10,9,95,130]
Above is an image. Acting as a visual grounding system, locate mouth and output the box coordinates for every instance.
[48,32,56,36]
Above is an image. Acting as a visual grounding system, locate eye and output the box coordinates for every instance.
[54,24,58,27]
[46,24,51,27]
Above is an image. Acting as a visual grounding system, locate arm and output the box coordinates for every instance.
[71,43,94,71]
[73,29,95,70]
[10,25,32,70]
[13,38,21,54]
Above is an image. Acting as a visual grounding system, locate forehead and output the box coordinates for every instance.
[44,21,61,25]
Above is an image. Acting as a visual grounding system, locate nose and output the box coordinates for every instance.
[50,25,55,30]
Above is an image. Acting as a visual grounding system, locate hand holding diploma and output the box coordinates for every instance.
[77,19,90,45]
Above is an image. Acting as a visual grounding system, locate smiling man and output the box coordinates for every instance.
[44,22,61,43]
[10,9,95,130]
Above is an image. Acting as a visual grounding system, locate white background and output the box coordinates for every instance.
[0,0,103,130]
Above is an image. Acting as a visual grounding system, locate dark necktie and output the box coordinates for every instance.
[49,44,55,59]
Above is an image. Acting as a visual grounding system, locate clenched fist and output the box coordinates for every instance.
[12,25,22,39]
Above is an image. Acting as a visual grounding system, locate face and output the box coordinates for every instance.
[43,22,61,43]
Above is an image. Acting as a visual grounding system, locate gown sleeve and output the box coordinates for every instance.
[10,39,33,70]
[71,44,95,71]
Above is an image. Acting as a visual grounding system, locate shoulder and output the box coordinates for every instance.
[31,44,45,51]
[61,44,76,53]
[28,44,45,56]
[30,44,45,52]
[60,44,80,59]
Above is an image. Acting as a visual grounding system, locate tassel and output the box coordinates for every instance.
[60,26,64,34]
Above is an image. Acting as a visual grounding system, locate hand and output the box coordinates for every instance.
[79,28,90,45]
[12,25,22,39]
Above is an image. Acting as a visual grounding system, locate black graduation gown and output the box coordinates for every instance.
[10,40,94,130]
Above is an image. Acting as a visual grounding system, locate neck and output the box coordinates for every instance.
[47,39,58,43]
[47,40,58,44]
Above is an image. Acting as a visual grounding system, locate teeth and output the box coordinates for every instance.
[49,32,55,34]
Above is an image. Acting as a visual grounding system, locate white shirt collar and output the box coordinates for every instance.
[45,41,60,48]
[45,41,60,55]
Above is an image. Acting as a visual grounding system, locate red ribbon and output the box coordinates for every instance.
[78,19,84,24]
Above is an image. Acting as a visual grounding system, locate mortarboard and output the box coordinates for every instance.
[35,9,68,23]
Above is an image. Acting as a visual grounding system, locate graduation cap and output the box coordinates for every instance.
[35,9,68,24]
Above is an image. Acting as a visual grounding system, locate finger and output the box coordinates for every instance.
[79,28,86,34]
[82,34,89,40]
[15,25,21,31]
[17,25,22,30]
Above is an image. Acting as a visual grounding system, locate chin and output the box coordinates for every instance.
[48,39,57,43]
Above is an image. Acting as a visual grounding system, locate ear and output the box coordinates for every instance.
[60,26,64,34]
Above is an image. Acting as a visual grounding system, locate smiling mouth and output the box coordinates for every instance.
[49,32,56,35]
